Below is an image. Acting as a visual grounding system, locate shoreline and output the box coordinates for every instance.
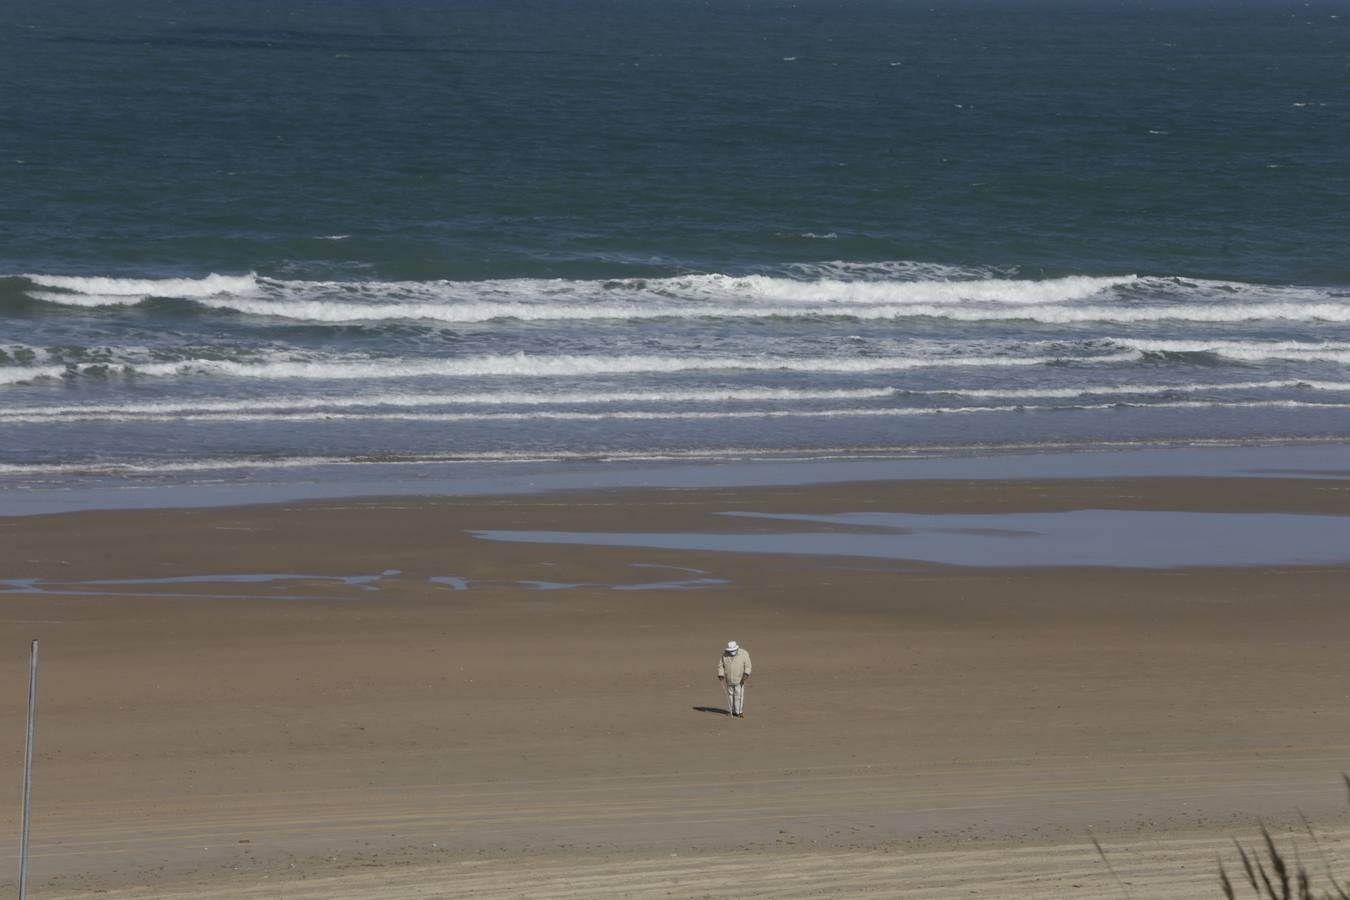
[4,438,1350,518]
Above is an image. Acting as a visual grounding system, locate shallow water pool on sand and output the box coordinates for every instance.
[0,564,731,598]
[472,509,1350,569]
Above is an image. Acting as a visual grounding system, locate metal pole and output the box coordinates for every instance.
[19,640,37,900]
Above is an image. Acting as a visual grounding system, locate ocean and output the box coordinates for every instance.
[2,0,1348,506]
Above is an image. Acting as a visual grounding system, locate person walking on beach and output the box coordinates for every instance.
[718,640,752,718]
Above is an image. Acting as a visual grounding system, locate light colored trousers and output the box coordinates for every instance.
[725,681,745,715]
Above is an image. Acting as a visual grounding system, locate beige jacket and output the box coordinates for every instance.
[717,649,752,684]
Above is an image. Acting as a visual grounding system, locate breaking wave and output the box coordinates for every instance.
[8,336,1350,388]
[0,349,1142,385]
[14,268,1350,325]
[4,398,1349,426]
[23,272,259,299]
[0,386,902,419]
[6,260,1350,484]
[8,379,1350,424]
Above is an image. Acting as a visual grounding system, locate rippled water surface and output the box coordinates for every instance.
[3,0,1347,495]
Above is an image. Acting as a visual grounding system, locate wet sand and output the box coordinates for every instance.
[3,476,1350,897]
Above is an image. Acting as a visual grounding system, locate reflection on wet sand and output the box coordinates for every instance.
[473,509,1350,569]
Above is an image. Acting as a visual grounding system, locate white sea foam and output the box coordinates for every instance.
[11,380,1350,424]
[7,436,1350,478]
[1107,338,1350,362]
[25,291,150,307]
[39,291,1350,325]
[0,406,1018,425]
[0,451,794,476]
[0,366,71,384]
[5,335,1345,392]
[913,380,1350,400]
[1110,338,1350,352]
[0,450,880,476]
[0,345,253,384]
[0,456,351,476]
[186,297,1137,323]
[725,273,1134,305]
[0,351,1129,384]
[0,344,159,365]
[0,359,263,384]
[0,387,902,420]
[273,270,1134,312]
[5,399,1348,427]
[23,272,259,298]
[22,268,1142,321]
[1005,303,1350,324]
[22,267,1350,325]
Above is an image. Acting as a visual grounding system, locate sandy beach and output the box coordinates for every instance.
[4,474,1350,898]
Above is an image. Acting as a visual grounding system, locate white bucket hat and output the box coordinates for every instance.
[725,641,739,653]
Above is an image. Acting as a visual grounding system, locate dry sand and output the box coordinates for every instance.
[3,476,1350,897]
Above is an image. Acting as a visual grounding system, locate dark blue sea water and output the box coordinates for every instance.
[2,0,1348,500]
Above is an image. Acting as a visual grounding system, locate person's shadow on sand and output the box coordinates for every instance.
[692,706,731,716]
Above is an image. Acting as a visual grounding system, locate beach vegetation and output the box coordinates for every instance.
[1218,777,1350,900]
